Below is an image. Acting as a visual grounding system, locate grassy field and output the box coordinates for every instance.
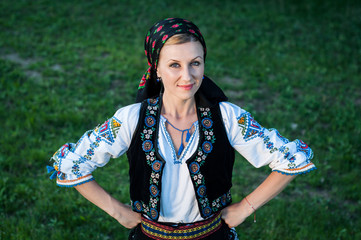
[1,0,360,239]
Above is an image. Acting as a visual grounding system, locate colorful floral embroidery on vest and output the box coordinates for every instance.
[134,201,143,212]
[212,191,232,210]
[136,97,163,220]
[188,107,227,218]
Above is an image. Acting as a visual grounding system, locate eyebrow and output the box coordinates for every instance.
[167,56,203,62]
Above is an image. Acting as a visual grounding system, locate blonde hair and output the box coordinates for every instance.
[164,33,199,45]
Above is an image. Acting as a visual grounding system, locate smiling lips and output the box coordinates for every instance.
[178,84,194,90]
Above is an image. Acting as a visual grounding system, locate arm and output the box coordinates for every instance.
[74,180,141,229]
[221,171,296,228]
[219,102,315,227]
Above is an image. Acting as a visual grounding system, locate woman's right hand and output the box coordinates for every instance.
[113,204,142,229]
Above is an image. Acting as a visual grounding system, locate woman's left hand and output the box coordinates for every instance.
[221,200,253,228]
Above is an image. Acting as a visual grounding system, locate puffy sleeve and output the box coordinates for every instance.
[220,102,316,175]
[48,103,141,187]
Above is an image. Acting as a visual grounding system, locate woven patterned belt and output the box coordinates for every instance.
[140,212,222,240]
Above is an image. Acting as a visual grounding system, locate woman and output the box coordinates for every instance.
[48,18,316,239]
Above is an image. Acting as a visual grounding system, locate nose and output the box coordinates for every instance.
[182,66,192,82]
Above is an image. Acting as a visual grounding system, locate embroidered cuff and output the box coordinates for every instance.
[56,174,94,187]
[272,162,316,175]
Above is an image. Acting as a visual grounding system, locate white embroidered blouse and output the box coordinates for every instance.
[50,101,315,223]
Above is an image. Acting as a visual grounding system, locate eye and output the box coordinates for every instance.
[170,63,180,68]
[191,61,201,66]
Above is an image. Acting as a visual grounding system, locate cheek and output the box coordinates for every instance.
[162,71,178,81]
[195,66,204,78]
[158,65,174,77]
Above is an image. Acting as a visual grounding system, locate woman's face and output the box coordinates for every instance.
[156,41,204,102]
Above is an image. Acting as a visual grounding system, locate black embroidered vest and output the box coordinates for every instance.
[127,96,235,221]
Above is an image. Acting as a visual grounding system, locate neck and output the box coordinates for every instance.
[161,92,196,119]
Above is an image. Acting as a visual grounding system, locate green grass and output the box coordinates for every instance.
[1,0,360,239]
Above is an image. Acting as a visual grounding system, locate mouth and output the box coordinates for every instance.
[178,84,194,90]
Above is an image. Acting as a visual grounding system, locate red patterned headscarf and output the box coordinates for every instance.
[136,18,207,102]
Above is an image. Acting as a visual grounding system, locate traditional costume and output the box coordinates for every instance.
[48,18,316,240]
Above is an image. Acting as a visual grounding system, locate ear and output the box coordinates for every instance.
[156,68,161,79]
